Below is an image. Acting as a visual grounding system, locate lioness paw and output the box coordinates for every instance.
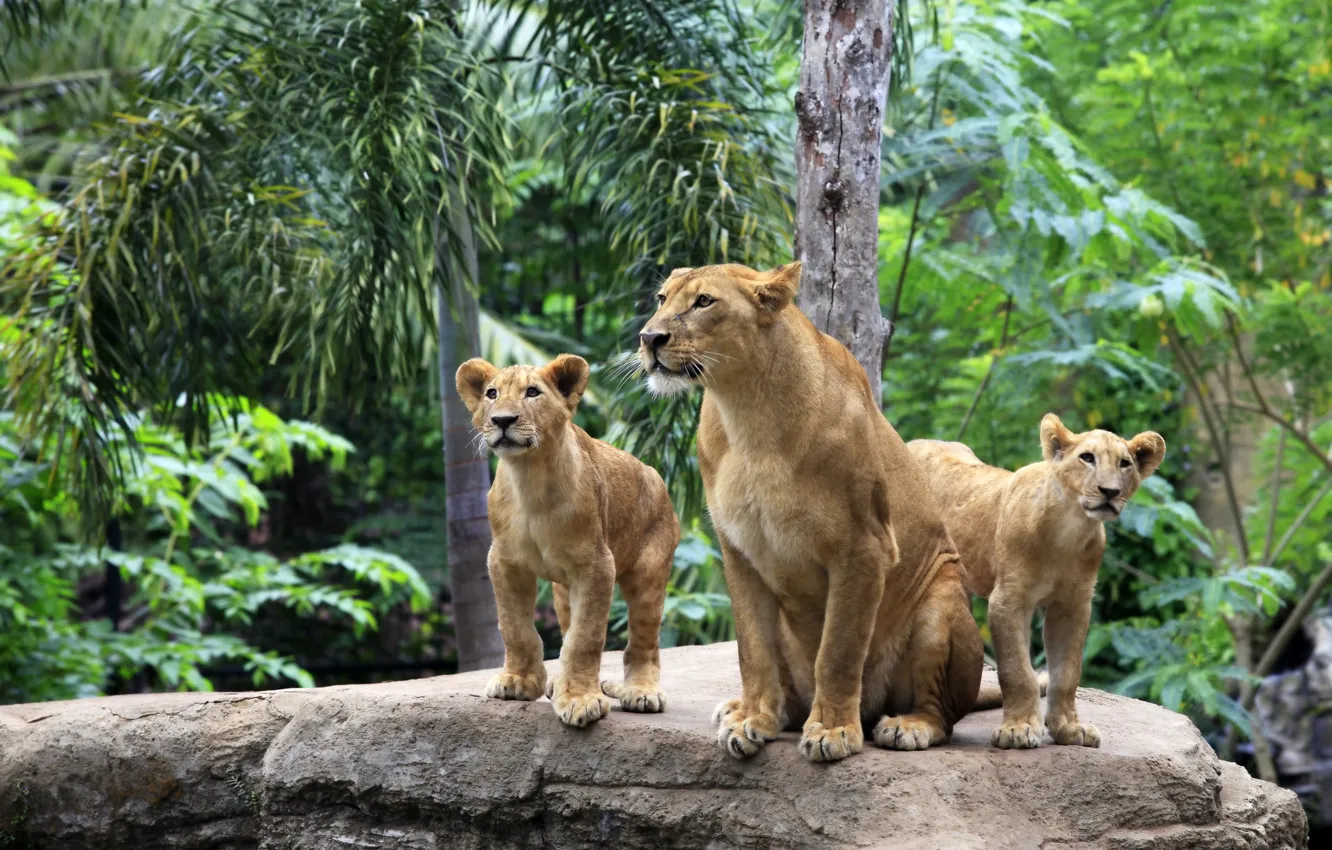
[798,721,864,763]
[712,698,742,726]
[992,717,1044,749]
[485,672,544,701]
[1049,719,1101,748]
[873,715,944,751]
[552,690,611,728]
[602,680,666,713]
[714,701,781,760]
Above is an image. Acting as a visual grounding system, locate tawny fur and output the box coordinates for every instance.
[638,262,983,762]
[456,355,680,728]
[908,415,1165,749]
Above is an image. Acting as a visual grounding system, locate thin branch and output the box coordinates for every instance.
[0,67,141,96]
[1167,331,1249,564]
[1260,429,1286,564]
[882,62,949,364]
[1224,312,1332,476]
[1227,402,1332,476]
[1269,477,1332,566]
[1254,561,1332,682]
[956,295,1014,442]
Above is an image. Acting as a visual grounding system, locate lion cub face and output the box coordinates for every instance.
[638,262,802,396]
[1040,413,1166,521]
[455,355,590,457]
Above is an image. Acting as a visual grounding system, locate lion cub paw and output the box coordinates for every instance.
[992,717,1044,749]
[873,715,943,751]
[485,672,544,701]
[798,721,864,763]
[1049,719,1101,747]
[552,690,611,728]
[601,680,666,713]
[714,699,781,760]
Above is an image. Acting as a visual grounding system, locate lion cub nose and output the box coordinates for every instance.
[491,414,518,430]
[1098,486,1121,499]
[639,330,671,351]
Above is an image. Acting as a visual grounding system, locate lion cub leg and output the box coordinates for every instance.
[797,549,887,763]
[485,553,548,702]
[601,536,673,713]
[714,539,787,759]
[1043,589,1100,747]
[548,550,616,727]
[988,583,1044,749]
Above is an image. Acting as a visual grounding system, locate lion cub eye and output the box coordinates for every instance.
[655,293,666,305]
[694,294,715,308]
[525,386,541,398]
[1079,452,1095,464]
[1119,458,1132,468]
[485,388,498,400]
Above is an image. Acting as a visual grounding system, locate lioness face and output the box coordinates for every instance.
[1040,413,1166,521]
[637,262,802,396]
[455,355,590,458]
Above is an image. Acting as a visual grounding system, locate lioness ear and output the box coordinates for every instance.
[1040,413,1075,462]
[1128,431,1166,478]
[456,359,499,413]
[754,261,801,312]
[543,354,589,411]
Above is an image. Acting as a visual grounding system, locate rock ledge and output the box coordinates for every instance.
[0,642,1308,849]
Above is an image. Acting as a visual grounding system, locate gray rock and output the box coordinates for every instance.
[0,642,1309,849]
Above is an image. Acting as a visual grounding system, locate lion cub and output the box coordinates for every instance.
[456,354,680,727]
[908,414,1165,749]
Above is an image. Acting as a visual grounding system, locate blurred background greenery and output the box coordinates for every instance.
[1,0,1330,824]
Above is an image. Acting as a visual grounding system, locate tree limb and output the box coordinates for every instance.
[956,294,1014,442]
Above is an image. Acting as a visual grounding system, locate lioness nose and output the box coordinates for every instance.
[639,330,670,351]
[1098,486,1121,499]
[492,414,518,430]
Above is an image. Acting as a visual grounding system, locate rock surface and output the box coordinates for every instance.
[0,642,1309,849]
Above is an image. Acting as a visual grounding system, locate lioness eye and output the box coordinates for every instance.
[1119,458,1132,468]
[655,293,666,304]
[485,388,498,400]
[526,386,541,398]
[1079,452,1095,464]
[694,294,715,308]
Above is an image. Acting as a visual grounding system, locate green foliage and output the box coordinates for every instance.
[0,394,427,704]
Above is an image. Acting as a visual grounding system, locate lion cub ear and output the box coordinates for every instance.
[542,354,590,411]
[1040,413,1075,462]
[754,261,801,312]
[1128,431,1167,478]
[456,358,499,413]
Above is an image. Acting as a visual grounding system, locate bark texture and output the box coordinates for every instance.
[795,0,894,405]
[438,209,505,672]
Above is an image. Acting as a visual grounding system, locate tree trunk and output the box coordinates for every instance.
[438,209,505,673]
[794,0,894,406]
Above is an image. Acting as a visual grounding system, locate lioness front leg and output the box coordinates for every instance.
[486,551,547,702]
[549,551,615,727]
[1043,588,1100,747]
[988,583,1043,749]
[800,549,886,763]
[714,538,786,759]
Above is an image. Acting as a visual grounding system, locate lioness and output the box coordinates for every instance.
[638,262,983,762]
[456,354,680,727]
[908,414,1165,749]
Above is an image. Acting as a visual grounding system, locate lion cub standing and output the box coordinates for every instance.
[908,414,1165,749]
[456,354,680,728]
